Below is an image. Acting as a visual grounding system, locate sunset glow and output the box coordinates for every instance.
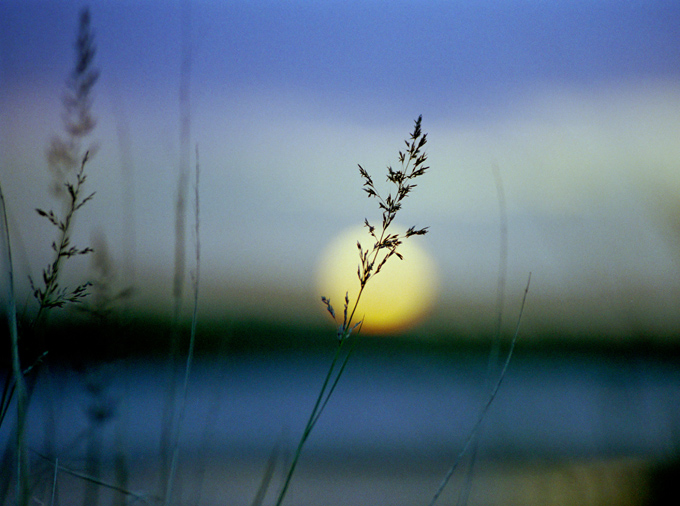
[316,226,437,335]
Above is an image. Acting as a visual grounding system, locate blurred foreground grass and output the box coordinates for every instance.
[2,314,679,506]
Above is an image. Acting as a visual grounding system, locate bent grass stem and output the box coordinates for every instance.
[274,305,362,506]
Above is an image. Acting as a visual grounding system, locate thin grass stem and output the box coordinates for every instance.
[488,163,508,378]
[275,116,429,506]
[165,145,200,505]
[250,440,281,506]
[428,273,531,506]
[457,164,509,506]
[274,341,345,506]
[33,450,157,505]
[309,322,363,431]
[50,457,58,506]
[1,183,30,506]
[274,281,370,506]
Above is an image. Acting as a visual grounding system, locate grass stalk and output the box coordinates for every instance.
[273,116,430,506]
[1,183,30,506]
[273,312,365,505]
[161,5,192,499]
[33,450,157,505]
[427,272,531,506]
[488,163,508,379]
[250,441,281,506]
[273,358,334,505]
[50,458,58,506]
[165,145,200,505]
[456,164,509,506]
[0,10,97,501]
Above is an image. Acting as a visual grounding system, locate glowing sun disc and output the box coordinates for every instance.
[316,225,437,335]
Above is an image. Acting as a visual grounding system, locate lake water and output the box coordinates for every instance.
[12,346,680,458]
[2,345,679,505]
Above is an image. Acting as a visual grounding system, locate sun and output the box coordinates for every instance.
[316,225,437,335]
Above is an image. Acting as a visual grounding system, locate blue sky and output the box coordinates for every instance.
[2,0,680,339]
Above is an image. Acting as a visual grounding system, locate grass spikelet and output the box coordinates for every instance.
[31,152,95,324]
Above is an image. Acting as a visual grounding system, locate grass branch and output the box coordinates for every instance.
[31,152,94,327]
[274,116,430,506]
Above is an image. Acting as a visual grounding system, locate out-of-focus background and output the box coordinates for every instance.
[1,1,679,505]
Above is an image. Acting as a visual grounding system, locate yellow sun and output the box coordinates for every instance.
[316,225,437,335]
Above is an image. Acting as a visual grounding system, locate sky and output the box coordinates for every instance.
[1,0,680,340]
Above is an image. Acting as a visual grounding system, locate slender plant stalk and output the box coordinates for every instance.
[0,10,97,503]
[456,163,509,506]
[428,273,531,506]
[165,145,200,504]
[1,183,30,506]
[488,163,508,378]
[33,450,157,505]
[273,116,430,506]
[0,371,13,428]
[0,158,94,498]
[250,440,281,506]
[50,457,58,506]
[161,3,192,497]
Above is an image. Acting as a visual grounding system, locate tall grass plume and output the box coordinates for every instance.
[274,115,430,506]
[0,8,99,505]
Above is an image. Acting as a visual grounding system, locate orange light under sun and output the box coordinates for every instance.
[316,225,437,335]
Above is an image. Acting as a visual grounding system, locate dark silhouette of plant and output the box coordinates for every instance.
[352,114,429,328]
[274,116,430,506]
[31,152,95,324]
[0,9,99,505]
[32,6,99,326]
